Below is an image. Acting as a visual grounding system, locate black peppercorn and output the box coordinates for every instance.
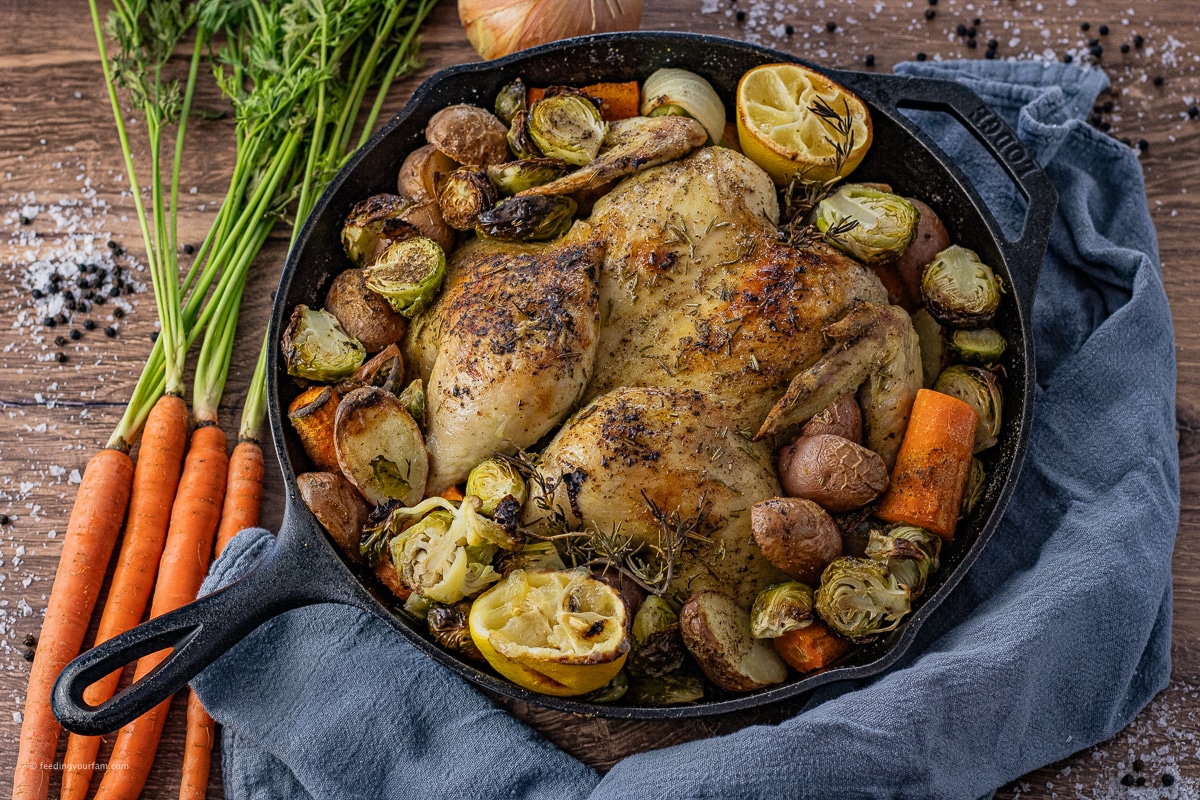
[44,316,56,328]
[985,49,996,59]
[924,8,936,20]
[1063,53,1073,63]
[1153,74,1164,86]
[1133,759,1144,772]
[916,52,927,61]
[1135,776,1146,787]
[1081,21,1090,31]
[1121,137,1132,147]
[47,284,60,295]
[93,294,106,306]
[1099,24,1109,35]
[735,9,745,21]
[1088,38,1099,47]
[967,26,977,37]
[54,352,67,363]
[1120,774,1134,787]
[973,16,981,25]
[86,263,97,274]
[957,23,967,36]
[62,290,74,302]
[1120,42,1130,53]
[20,216,31,225]
[988,39,998,49]
[54,335,66,346]
[107,240,118,250]
[22,648,35,662]
[864,54,876,66]
[183,243,195,255]
[31,288,44,299]
[84,319,96,330]
[1090,44,1103,57]
[149,331,159,342]
[968,39,978,49]
[0,514,10,525]
[1138,139,1149,152]
[785,23,794,35]
[1162,773,1175,787]
[70,329,81,340]
[49,272,61,283]
[22,632,34,646]
[1103,100,1115,112]
[84,290,95,300]
[76,276,88,288]
[928,0,937,5]
[113,307,124,319]
[104,326,117,338]
[109,286,120,297]
[1189,106,1199,119]
[1134,34,1144,47]
[1099,120,1111,131]
[77,263,88,273]
[826,20,837,31]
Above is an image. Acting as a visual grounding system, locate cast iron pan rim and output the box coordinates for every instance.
[268,32,1040,719]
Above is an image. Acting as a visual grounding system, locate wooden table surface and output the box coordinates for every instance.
[2,0,1198,796]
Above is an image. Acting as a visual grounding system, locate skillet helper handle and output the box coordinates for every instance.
[52,506,362,736]
[881,77,1057,316]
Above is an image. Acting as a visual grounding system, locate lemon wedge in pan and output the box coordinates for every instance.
[469,569,629,697]
[736,62,873,185]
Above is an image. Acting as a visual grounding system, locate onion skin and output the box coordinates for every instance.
[459,0,643,61]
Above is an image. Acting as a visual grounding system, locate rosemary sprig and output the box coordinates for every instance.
[809,94,858,179]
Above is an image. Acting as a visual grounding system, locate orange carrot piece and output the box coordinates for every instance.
[11,447,133,800]
[439,485,465,502]
[287,386,340,472]
[94,424,228,800]
[214,440,265,557]
[527,86,546,105]
[179,692,216,800]
[526,82,640,120]
[60,395,189,800]
[876,388,978,540]
[773,621,851,672]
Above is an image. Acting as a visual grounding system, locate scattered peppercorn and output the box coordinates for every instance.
[1190,106,1199,119]
[183,242,195,255]
[1120,774,1134,787]
[93,294,106,306]
[916,52,927,61]
[735,9,745,21]
[1162,773,1175,786]
[864,54,876,66]
[973,16,981,25]
[1153,75,1164,86]
[125,284,136,295]
[54,335,66,346]
[54,352,67,363]
[70,329,81,340]
[785,24,794,35]
[967,39,978,49]
[108,286,119,297]
[22,649,34,662]
[1133,759,1144,772]
[956,23,967,35]
[104,326,117,338]
[1081,22,1090,31]
[22,632,35,647]
[1121,137,1132,147]
[1099,120,1110,131]
[1138,139,1149,152]
[1088,38,1099,47]
[967,26,977,38]
[987,39,998,50]
[924,8,936,20]
[826,20,837,32]
[1063,53,1073,63]
[1135,776,1146,787]
[149,331,159,342]
[54,312,66,324]
[86,263,97,274]
[107,239,119,250]
[928,0,937,5]
[76,276,88,288]
[112,307,125,319]
[44,316,56,328]
[1090,44,1103,58]
[1089,113,1103,126]
[1134,34,1144,47]
[1120,43,1130,53]
[0,514,10,525]
[985,49,996,59]
[31,288,43,299]
[77,300,90,312]
[20,216,31,225]
[84,319,96,330]
[50,272,61,284]
[1099,24,1109,35]
[83,290,95,300]
[1103,100,1115,112]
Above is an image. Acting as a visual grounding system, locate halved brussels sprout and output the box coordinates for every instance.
[632,595,679,645]
[628,623,686,678]
[912,308,947,389]
[947,327,1008,368]
[494,541,566,576]
[582,670,629,703]
[476,195,576,242]
[438,168,497,230]
[363,237,446,319]
[507,110,540,160]
[749,581,816,639]
[922,245,1003,328]
[627,671,705,706]
[494,78,528,126]
[815,557,912,640]
[961,457,986,516]
[341,194,448,267]
[865,526,941,598]
[466,457,527,516]
[281,305,366,382]
[814,184,919,266]
[528,94,607,166]
[487,158,570,196]
[398,378,425,427]
[427,601,484,662]
[390,508,501,604]
[641,68,727,145]
[933,365,1003,453]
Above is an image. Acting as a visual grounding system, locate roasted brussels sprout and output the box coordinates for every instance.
[476,195,576,242]
[438,168,497,230]
[749,582,816,639]
[494,541,566,576]
[403,592,433,621]
[912,308,947,389]
[922,245,1003,328]
[494,78,528,126]
[487,158,570,196]
[363,237,446,319]
[933,365,1003,453]
[397,378,425,427]
[506,110,540,160]
[628,671,706,706]
[390,509,500,604]
[814,184,919,266]
[947,327,1008,368]
[961,457,986,516]
[815,557,912,640]
[281,305,365,382]
[528,94,607,166]
[628,623,687,678]
[427,601,484,662]
[465,457,527,516]
[341,194,449,267]
[632,595,679,644]
[581,670,629,703]
[865,526,941,598]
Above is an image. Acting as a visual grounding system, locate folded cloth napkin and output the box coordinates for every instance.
[192,60,1179,800]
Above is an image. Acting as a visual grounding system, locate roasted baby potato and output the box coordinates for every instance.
[799,392,863,443]
[342,194,453,266]
[892,197,950,297]
[296,471,371,562]
[324,268,409,353]
[777,434,890,513]
[680,590,788,692]
[353,344,405,392]
[398,143,458,202]
[425,104,511,167]
[751,497,843,584]
[333,386,429,506]
[288,386,341,471]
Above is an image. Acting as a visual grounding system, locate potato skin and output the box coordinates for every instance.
[680,590,788,692]
[893,198,950,301]
[800,392,863,444]
[398,143,458,201]
[751,497,843,584]
[334,386,429,506]
[324,268,409,353]
[296,471,371,562]
[777,434,889,513]
[425,104,511,167]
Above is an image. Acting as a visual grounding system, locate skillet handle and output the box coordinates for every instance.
[51,500,369,736]
[867,76,1057,317]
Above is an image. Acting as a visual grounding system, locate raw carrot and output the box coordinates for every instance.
[94,424,229,800]
[11,447,134,800]
[214,440,265,557]
[773,621,851,672]
[876,388,978,540]
[60,394,189,800]
[179,691,217,800]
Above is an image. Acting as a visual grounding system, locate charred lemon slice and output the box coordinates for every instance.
[736,63,873,185]
[469,568,629,697]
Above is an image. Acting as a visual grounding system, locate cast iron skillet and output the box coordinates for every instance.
[53,32,1056,732]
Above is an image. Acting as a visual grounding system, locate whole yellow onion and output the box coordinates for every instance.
[459,0,643,61]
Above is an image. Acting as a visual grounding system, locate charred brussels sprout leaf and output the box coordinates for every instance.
[947,327,1008,368]
[922,245,1003,328]
[487,158,570,196]
[282,305,365,382]
[628,671,706,706]
[439,168,497,230]
[581,670,629,703]
[341,194,425,267]
[865,526,940,598]
[403,592,433,622]
[494,78,528,126]
[476,195,576,242]
[815,557,912,640]
[466,457,528,516]
[632,595,679,644]
[749,582,816,639]
[398,378,425,427]
[961,457,986,517]
[934,364,1003,453]
[428,601,484,662]
[628,623,686,678]
[506,110,540,160]
[363,237,446,318]
[528,94,607,166]
[814,184,919,266]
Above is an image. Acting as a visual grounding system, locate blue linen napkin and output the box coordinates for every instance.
[192,60,1179,799]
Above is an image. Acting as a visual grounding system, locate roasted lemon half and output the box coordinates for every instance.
[469,569,629,697]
